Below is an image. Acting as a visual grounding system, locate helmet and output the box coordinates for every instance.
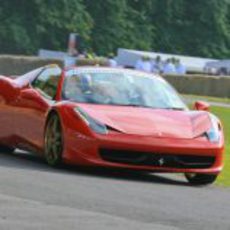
[80,74,92,92]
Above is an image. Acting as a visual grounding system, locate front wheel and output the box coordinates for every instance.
[44,114,63,167]
[185,173,218,186]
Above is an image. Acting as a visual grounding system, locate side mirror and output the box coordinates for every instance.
[193,101,210,111]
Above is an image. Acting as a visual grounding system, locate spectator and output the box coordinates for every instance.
[162,58,176,74]
[152,55,162,74]
[135,55,152,73]
[171,57,177,66]
[175,59,187,75]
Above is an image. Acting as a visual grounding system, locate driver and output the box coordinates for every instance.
[78,74,113,104]
[65,75,85,101]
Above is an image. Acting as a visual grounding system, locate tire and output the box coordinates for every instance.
[0,145,15,153]
[44,114,63,167]
[185,173,218,186]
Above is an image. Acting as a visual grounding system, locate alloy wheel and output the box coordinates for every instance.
[45,114,63,166]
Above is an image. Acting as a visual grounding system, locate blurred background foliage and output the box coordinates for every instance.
[0,0,230,58]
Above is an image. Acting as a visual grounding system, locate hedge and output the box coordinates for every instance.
[162,74,230,98]
[0,55,63,76]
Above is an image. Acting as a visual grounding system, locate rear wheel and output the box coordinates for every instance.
[0,145,15,153]
[44,114,63,167]
[185,173,218,186]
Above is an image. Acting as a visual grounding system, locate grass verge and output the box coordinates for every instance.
[210,106,230,186]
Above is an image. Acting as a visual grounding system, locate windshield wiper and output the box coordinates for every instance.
[162,107,185,111]
[128,104,156,109]
[119,103,185,110]
[108,102,156,109]
[106,103,185,110]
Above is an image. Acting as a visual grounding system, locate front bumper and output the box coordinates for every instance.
[63,130,224,174]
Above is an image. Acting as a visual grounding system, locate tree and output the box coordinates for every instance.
[0,0,230,58]
[149,0,230,58]
[0,0,92,54]
[148,0,187,53]
[183,0,230,58]
[125,0,155,52]
[84,0,154,55]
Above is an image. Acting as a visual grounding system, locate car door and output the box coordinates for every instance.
[15,66,62,152]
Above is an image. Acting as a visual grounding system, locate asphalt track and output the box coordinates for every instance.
[0,150,230,230]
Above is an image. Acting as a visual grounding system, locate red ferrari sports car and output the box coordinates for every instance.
[0,64,224,185]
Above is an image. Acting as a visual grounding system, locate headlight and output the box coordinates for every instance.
[74,107,108,134]
[205,114,221,143]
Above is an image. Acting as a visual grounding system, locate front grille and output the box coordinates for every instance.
[99,149,215,169]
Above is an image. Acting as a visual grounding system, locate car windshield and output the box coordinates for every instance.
[63,69,187,110]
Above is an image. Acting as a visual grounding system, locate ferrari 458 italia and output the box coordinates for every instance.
[0,65,224,185]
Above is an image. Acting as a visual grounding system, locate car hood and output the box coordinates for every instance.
[77,104,211,139]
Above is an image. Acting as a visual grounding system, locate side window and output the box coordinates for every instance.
[32,67,62,100]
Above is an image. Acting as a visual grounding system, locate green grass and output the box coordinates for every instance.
[211,106,230,186]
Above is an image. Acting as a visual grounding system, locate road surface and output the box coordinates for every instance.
[0,150,229,230]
